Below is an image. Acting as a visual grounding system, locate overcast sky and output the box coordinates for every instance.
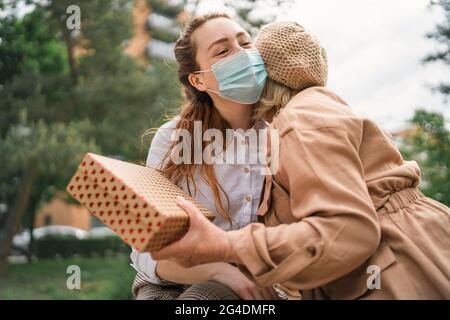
[195,0,449,132]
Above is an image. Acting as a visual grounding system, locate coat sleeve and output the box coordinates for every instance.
[227,122,381,290]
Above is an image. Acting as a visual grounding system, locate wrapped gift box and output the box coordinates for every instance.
[66,152,215,251]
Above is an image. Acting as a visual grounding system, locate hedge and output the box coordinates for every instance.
[33,236,130,259]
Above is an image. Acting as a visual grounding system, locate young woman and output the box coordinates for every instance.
[150,21,450,300]
[130,13,280,300]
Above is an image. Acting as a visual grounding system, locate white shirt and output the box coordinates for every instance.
[129,118,267,284]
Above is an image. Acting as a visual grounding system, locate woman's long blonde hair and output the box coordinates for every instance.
[254,78,299,121]
[143,13,233,221]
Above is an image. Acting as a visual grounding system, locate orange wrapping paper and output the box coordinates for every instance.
[66,152,215,251]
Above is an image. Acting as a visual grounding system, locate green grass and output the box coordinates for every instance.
[1,254,135,300]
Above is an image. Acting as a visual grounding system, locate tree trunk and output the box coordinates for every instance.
[26,203,37,264]
[61,22,78,119]
[62,24,78,86]
[0,166,37,277]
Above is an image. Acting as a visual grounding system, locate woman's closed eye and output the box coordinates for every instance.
[216,48,229,57]
[215,41,252,57]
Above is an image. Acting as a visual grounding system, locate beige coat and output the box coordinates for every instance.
[228,87,450,299]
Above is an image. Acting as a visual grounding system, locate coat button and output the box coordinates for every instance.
[245,196,252,203]
[306,245,317,257]
[243,167,250,173]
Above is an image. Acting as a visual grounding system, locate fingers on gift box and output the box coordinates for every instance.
[66,153,215,251]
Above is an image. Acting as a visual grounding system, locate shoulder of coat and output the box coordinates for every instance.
[271,86,361,136]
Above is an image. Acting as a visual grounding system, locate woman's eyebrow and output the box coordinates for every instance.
[207,31,250,52]
[236,31,250,39]
[207,37,229,51]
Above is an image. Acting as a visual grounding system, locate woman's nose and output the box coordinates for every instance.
[229,46,244,56]
[228,39,254,56]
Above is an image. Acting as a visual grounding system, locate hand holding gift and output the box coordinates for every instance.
[151,197,236,267]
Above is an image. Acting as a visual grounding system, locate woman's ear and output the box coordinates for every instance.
[188,73,208,92]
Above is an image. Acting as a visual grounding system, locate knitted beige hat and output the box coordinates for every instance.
[255,21,328,91]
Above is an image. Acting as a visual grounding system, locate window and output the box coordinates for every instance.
[44,214,52,226]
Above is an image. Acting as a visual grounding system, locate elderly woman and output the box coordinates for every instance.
[150,21,450,300]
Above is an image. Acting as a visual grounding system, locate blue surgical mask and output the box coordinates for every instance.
[195,48,267,104]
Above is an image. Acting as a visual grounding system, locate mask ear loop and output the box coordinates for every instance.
[194,70,212,74]
[193,70,221,96]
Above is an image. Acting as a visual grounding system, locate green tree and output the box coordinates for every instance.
[424,0,450,97]
[0,5,71,135]
[0,0,181,274]
[400,1,450,206]
[0,113,99,275]
[401,110,450,205]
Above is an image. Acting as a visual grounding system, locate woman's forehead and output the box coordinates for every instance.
[193,18,249,51]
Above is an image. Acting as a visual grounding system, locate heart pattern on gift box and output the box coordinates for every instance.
[67,153,213,251]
